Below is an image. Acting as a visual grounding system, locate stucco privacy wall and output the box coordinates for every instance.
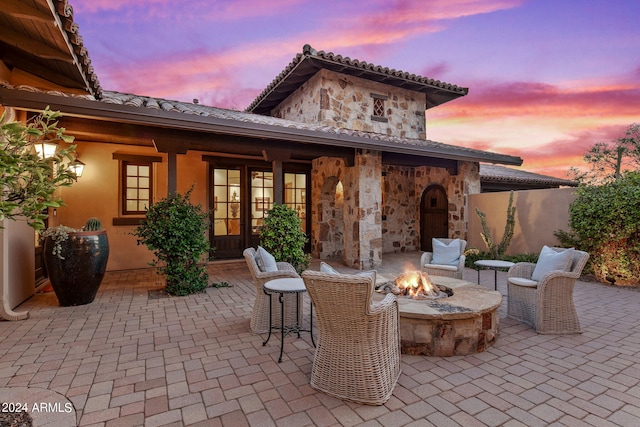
[468,187,577,255]
[272,69,427,139]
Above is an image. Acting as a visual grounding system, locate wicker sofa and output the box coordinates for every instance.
[243,247,302,334]
[302,269,401,405]
[507,247,589,334]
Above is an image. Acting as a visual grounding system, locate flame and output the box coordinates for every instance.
[394,270,440,299]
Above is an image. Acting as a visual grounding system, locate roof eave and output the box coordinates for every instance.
[247,46,468,115]
[0,86,521,166]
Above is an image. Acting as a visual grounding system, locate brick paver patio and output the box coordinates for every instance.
[1,252,640,426]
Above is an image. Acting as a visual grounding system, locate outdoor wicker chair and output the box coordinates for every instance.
[421,238,467,279]
[301,269,401,405]
[507,247,589,334]
[243,247,302,334]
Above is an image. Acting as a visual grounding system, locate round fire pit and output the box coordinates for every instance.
[376,276,502,357]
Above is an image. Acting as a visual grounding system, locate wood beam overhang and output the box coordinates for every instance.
[382,152,458,172]
[57,116,357,162]
[4,0,54,23]
[0,26,73,63]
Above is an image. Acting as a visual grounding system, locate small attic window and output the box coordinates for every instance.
[371,93,388,122]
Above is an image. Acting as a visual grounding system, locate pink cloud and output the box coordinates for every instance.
[98,39,303,107]
[71,0,304,20]
[429,77,640,122]
[319,0,524,52]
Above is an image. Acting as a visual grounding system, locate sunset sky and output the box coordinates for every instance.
[70,0,639,178]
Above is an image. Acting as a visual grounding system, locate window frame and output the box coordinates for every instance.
[122,161,153,215]
[112,153,162,226]
[371,93,388,122]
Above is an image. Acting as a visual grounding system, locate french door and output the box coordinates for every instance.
[211,167,243,258]
[209,163,309,259]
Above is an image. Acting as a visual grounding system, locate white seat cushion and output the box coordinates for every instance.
[425,264,459,272]
[431,239,462,266]
[508,277,539,287]
[256,246,278,272]
[531,246,574,281]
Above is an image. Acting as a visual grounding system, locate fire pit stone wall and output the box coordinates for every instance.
[376,276,502,357]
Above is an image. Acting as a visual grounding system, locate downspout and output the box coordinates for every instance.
[0,108,29,320]
[0,223,29,321]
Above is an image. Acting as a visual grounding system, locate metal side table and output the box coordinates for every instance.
[474,259,515,291]
[263,277,315,363]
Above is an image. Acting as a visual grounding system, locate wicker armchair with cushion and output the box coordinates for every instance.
[301,269,401,405]
[420,238,467,279]
[243,247,302,334]
[507,246,589,334]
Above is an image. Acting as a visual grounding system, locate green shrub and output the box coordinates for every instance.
[260,204,310,273]
[0,107,76,230]
[566,171,640,285]
[464,248,538,269]
[134,188,211,295]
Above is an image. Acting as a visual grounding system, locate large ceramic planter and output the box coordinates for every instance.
[43,230,109,306]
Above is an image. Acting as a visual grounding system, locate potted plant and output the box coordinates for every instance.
[41,217,109,306]
[1,107,77,319]
[133,188,211,296]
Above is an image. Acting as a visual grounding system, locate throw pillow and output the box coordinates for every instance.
[319,262,377,284]
[320,262,340,274]
[431,239,461,266]
[531,246,574,281]
[256,246,278,272]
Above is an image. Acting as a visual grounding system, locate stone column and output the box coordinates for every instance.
[343,149,383,269]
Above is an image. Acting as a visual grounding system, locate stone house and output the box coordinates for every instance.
[1,0,524,297]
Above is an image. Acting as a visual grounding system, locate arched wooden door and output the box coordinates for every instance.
[420,185,448,251]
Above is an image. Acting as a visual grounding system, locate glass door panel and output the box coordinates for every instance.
[285,172,307,232]
[212,168,241,236]
[250,170,273,234]
[211,168,243,258]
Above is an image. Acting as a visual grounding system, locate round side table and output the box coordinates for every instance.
[263,277,315,362]
[474,260,515,291]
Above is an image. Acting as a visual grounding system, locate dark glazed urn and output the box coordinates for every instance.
[43,230,110,306]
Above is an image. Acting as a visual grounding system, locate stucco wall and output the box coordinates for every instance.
[468,187,577,255]
[52,142,210,271]
[272,69,427,139]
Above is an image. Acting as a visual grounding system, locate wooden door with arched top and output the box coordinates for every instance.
[420,185,448,251]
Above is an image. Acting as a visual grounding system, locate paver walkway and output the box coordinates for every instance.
[1,252,640,426]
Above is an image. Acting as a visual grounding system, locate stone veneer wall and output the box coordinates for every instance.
[271,69,427,140]
[313,159,480,264]
[414,161,480,241]
[381,162,479,253]
[312,151,383,269]
[382,166,419,253]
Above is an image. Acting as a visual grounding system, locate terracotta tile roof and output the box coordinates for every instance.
[480,164,577,187]
[100,91,518,164]
[53,0,102,97]
[0,81,521,165]
[247,44,469,114]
